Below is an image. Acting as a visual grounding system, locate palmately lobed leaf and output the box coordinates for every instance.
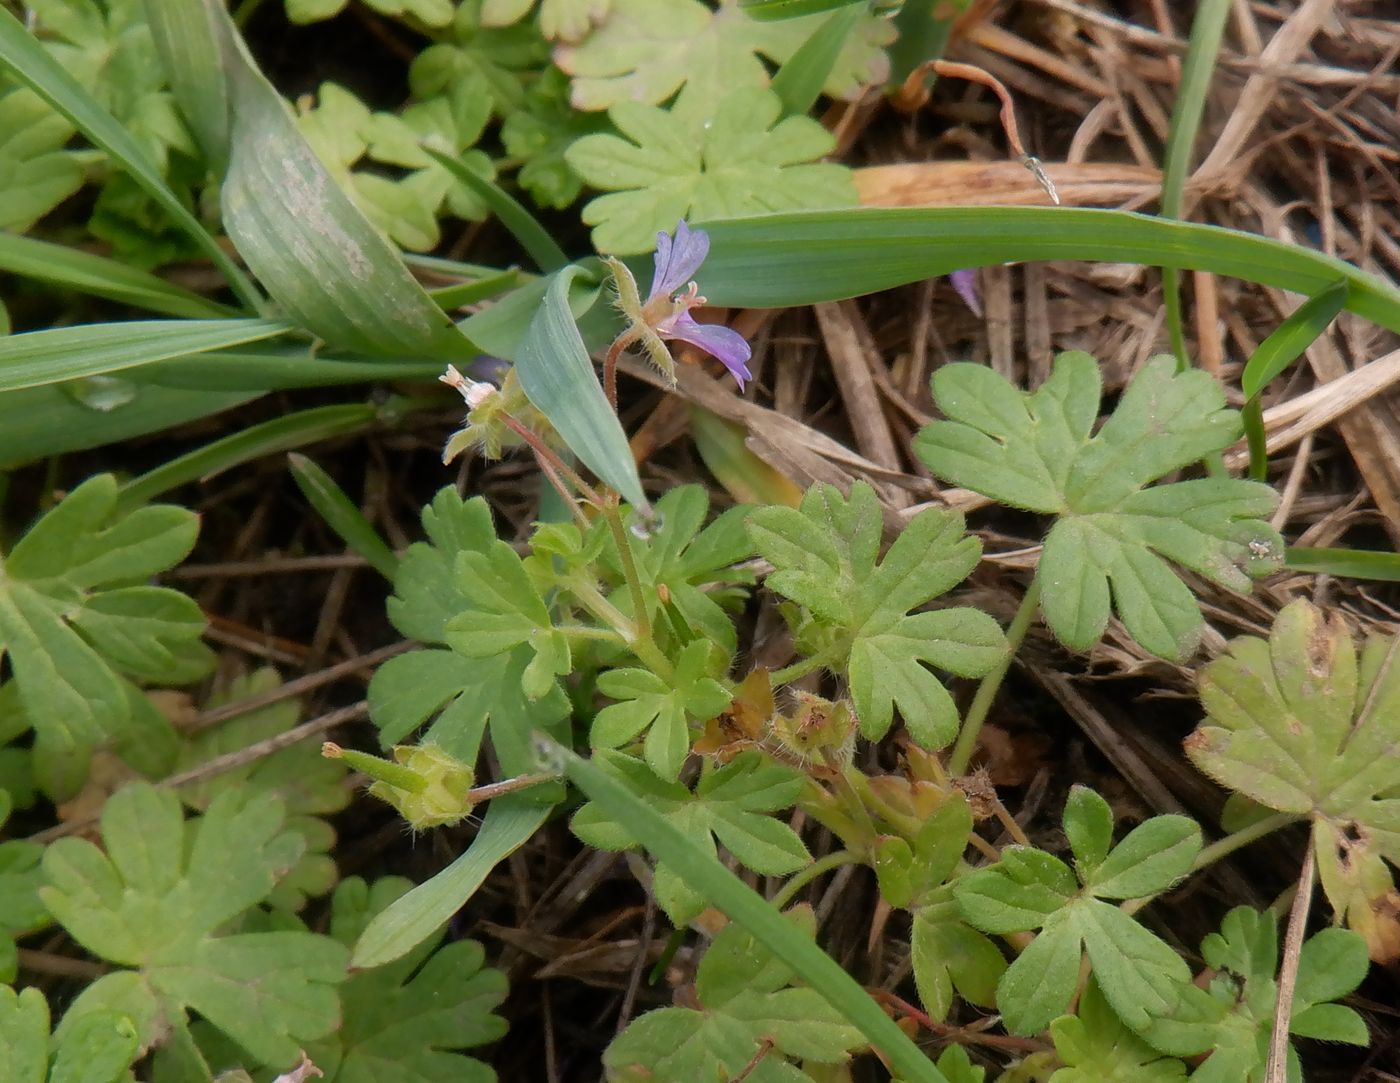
[917,352,1283,661]
[1188,598,1400,958]
[39,783,348,1066]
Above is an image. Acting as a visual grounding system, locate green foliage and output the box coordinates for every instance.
[572,749,810,924]
[1049,980,1186,1083]
[174,668,351,911]
[304,876,508,1082]
[604,906,865,1081]
[0,794,47,983]
[915,351,1283,661]
[482,0,611,41]
[0,986,139,1083]
[555,0,891,121]
[592,640,732,780]
[410,2,550,125]
[1187,598,1400,957]
[747,481,1006,748]
[369,486,571,780]
[1137,907,1368,1082]
[500,66,607,209]
[0,85,84,231]
[39,783,348,1067]
[0,474,212,799]
[566,85,855,255]
[297,81,496,252]
[955,787,1201,1035]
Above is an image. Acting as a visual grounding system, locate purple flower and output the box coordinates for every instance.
[641,222,753,390]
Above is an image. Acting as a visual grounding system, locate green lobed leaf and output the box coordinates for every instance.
[1049,979,1187,1083]
[304,876,508,1082]
[40,783,348,1067]
[911,894,1006,1022]
[917,352,1282,661]
[748,482,1005,747]
[566,85,854,255]
[0,987,138,1083]
[0,475,208,799]
[1186,598,1400,957]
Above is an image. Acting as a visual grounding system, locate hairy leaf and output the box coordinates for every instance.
[955,789,1200,1034]
[0,475,210,799]
[0,986,138,1083]
[1187,599,1400,960]
[748,481,1005,747]
[915,352,1282,660]
[1049,979,1187,1082]
[40,783,348,1067]
[566,85,853,254]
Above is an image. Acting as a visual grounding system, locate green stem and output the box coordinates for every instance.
[769,648,840,686]
[771,850,858,910]
[1193,811,1302,873]
[602,500,653,643]
[566,575,673,682]
[947,578,1042,776]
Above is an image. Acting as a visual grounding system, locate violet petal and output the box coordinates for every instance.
[660,312,752,389]
[949,268,982,317]
[649,220,710,299]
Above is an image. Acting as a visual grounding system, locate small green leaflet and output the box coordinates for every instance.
[566,85,854,255]
[39,784,348,1067]
[915,351,1283,661]
[1049,979,1186,1083]
[0,474,212,799]
[604,905,865,1081]
[954,786,1201,1035]
[571,749,810,925]
[410,6,548,124]
[1136,907,1369,1082]
[0,986,138,1083]
[285,0,454,27]
[747,481,1006,748]
[304,877,508,1083]
[592,640,732,781]
[1187,598,1400,960]
[500,67,608,209]
[481,0,611,41]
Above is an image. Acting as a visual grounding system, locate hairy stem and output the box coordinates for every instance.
[566,575,673,682]
[771,849,858,910]
[1266,839,1316,1083]
[947,578,1042,776]
[602,498,653,644]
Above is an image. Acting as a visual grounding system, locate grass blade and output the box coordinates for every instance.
[0,385,257,467]
[0,7,260,310]
[137,348,442,391]
[770,4,864,116]
[421,147,569,272]
[543,739,949,1083]
[0,319,291,393]
[1241,280,1347,480]
[115,403,380,510]
[0,233,233,319]
[515,266,644,505]
[1160,0,1232,366]
[740,0,866,16]
[142,0,230,169]
[287,452,399,581]
[689,406,802,506]
[353,795,551,968]
[1286,547,1400,582]
[694,208,1400,336]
